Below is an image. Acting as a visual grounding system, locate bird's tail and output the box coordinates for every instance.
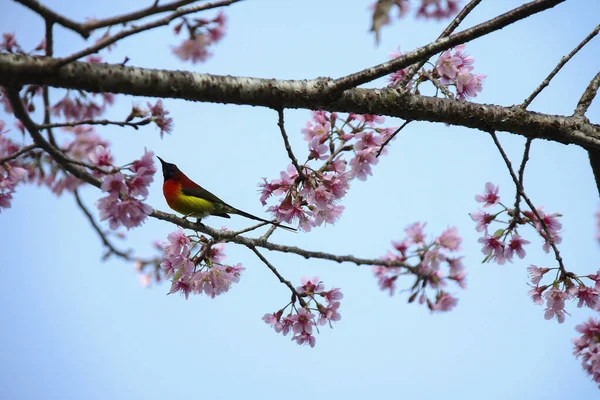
[232,208,297,232]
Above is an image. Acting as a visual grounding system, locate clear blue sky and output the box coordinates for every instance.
[1,1,599,399]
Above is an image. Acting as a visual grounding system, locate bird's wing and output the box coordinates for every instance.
[181,186,231,208]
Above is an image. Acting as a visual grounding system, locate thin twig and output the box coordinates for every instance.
[54,0,243,68]
[0,144,37,164]
[5,86,102,188]
[332,0,564,92]
[276,108,303,177]
[13,0,89,38]
[397,0,483,88]
[81,0,200,32]
[488,131,565,272]
[376,119,411,157]
[39,118,150,130]
[511,137,533,221]
[247,245,307,307]
[522,24,600,108]
[43,18,57,147]
[74,189,131,259]
[575,70,600,116]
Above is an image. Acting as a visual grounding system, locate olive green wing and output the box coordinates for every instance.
[181,186,234,217]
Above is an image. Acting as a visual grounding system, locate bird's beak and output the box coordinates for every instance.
[156,156,166,166]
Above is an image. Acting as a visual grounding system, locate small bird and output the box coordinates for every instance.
[157,157,295,231]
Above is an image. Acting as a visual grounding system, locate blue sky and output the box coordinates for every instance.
[1,0,599,399]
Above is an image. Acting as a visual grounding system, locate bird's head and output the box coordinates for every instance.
[157,156,181,181]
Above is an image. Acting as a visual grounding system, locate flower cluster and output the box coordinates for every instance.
[416,0,460,20]
[161,228,244,299]
[527,265,600,324]
[370,1,458,44]
[52,88,115,121]
[386,44,485,100]
[373,222,466,312]
[0,120,27,211]
[171,11,227,64]
[470,182,563,265]
[28,125,112,196]
[435,44,486,100]
[259,111,397,231]
[573,317,600,388]
[96,149,155,230]
[127,100,174,138]
[263,276,343,347]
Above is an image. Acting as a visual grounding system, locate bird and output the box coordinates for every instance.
[157,157,296,231]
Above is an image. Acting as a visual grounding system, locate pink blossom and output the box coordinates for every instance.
[405,222,427,245]
[301,120,330,143]
[475,182,500,207]
[528,285,546,305]
[417,0,459,20]
[575,285,599,309]
[172,35,211,63]
[147,100,173,138]
[432,292,458,312]
[308,137,329,160]
[169,275,193,299]
[1,32,20,52]
[297,276,324,294]
[436,226,462,251]
[505,234,530,261]
[527,265,548,286]
[100,173,127,198]
[478,235,506,264]
[89,145,113,167]
[318,301,341,327]
[292,331,316,348]
[544,287,570,323]
[323,288,344,303]
[290,308,315,334]
[470,210,495,232]
[456,71,486,100]
[573,317,600,387]
[352,114,385,127]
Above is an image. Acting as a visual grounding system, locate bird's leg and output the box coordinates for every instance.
[195,217,205,227]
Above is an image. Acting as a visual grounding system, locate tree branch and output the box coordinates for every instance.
[276,108,303,176]
[489,131,565,272]
[81,0,201,32]
[332,0,564,92]
[0,144,37,164]
[8,85,414,271]
[247,245,307,307]
[2,53,599,150]
[54,0,243,67]
[13,0,90,38]
[575,70,600,117]
[522,24,600,109]
[74,189,132,260]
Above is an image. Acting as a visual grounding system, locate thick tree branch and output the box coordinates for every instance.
[333,0,564,92]
[522,24,600,109]
[2,53,599,150]
[397,0,483,88]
